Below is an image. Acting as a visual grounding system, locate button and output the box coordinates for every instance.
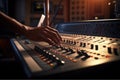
[77,50,84,57]
[113,48,119,56]
[95,45,98,50]
[76,50,85,58]
[55,57,65,66]
[94,57,99,60]
[81,55,90,61]
[108,47,112,54]
[80,42,82,47]
[90,44,94,49]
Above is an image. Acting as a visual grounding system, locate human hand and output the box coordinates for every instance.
[0,11,62,45]
[23,25,62,45]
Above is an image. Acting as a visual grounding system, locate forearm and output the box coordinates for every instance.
[0,11,26,36]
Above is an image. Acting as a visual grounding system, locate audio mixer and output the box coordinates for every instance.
[10,19,120,78]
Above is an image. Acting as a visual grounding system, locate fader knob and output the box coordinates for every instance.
[55,57,65,66]
[76,50,83,58]
[76,50,90,60]
[80,50,90,61]
[48,54,57,62]
[69,48,75,53]
[81,50,88,56]
[81,55,90,61]
[77,50,84,56]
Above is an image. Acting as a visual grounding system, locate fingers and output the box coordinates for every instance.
[27,26,62,45]
[43,31,61,44]
[40,27,61,45]
[46,27,62,41]
[44,28,61,45]
[37,34,56,45]
[38,26,62,41]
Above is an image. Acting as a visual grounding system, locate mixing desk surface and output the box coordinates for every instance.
[10,19,120,79]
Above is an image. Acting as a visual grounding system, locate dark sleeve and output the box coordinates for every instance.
[0,0,15,38]
[0,27,16,38]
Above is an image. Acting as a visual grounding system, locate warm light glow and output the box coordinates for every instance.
[113,1,116,3]
[108,2,111,6]
[95,17,98,19]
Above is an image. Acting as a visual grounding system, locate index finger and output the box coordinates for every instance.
[46,27,62,41]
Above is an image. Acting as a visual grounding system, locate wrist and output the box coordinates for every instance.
[20,25,34,37]
[18,25,27,36]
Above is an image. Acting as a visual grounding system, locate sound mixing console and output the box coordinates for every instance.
[10,19,120,78]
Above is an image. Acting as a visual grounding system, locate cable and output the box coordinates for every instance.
[50,0,63,27]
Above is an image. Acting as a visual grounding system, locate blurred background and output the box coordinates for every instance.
[0,0,120,78]
[0,0,120,27]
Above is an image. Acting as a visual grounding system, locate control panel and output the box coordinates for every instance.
[11,33,120,78]
[10,19,120,78]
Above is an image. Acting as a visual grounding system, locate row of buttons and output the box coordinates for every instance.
[34,46,65,67]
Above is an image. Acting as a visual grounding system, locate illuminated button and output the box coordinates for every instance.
[55,57,65,65]
[105,55,111,58]
[49,63,54,67]
[69,57,73,60]
[46,60,52,64]
[40,56,45,59]
[43,58,48,61]
[57,60,65,65]
[49,63,57,67]
[65,56,69,58]
[39,55,43,57]
[68,57,73,61]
